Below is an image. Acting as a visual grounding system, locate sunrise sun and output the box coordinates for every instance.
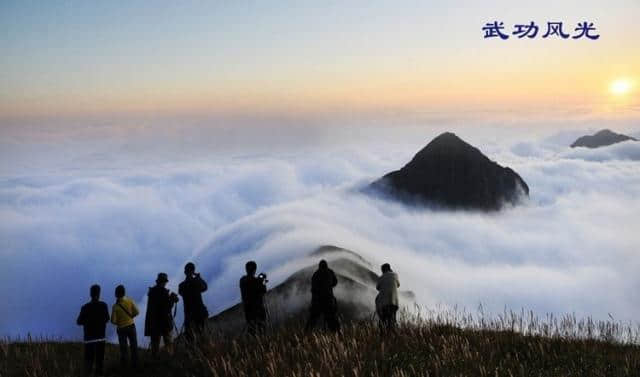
[609,78,633,96]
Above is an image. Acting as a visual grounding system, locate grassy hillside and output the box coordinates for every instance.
[2,312,640,377]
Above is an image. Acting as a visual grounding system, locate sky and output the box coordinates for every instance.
[1,0,639,124]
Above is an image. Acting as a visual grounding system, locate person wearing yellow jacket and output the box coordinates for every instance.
[111,285,139,368]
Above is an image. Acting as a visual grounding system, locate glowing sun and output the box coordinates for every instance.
[609,79,633,96]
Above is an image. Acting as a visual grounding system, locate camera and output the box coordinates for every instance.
[257,273,268,284]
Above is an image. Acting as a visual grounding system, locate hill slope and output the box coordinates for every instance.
[208,245,415,333]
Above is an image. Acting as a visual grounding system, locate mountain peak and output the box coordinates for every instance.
[408,132,488,166]
[571,129,636,148]
[370,132,529,211]
[429,131,462,144]
[595,129,616,136]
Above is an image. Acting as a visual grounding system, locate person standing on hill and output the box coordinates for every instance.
[145,273,179,356]
[376,263,400,332]
[77,284,110,376]
[178,262,209,340]
[305,260,340,332]
[239,260,268,336]
[111,284,139,368]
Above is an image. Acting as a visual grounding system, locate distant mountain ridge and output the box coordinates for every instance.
[370,132,529,211]
[207,245,415,333]
[570,129,637,148]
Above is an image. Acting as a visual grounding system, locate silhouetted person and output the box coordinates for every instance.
[305,260,340,332]
[145,273,179,356]
[376,263,400,332]
[111,284,139,368]
[239,261,267,336]
[77,284,109,376]
[178,262,208,341]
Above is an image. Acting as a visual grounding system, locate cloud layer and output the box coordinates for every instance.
[1,127,639,342]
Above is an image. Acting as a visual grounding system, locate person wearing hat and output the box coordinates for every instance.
[111,284,139,368]
[144,273,179,357]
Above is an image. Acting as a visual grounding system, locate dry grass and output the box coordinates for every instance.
[2,308,640,377]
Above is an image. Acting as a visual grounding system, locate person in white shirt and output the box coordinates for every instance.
[375,263,400,331]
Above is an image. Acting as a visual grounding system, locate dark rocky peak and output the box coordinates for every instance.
[370,132,529,211]
[570,129,637,148]
[406,132,492,167]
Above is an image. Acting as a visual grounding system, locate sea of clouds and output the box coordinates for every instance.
[1,121,639,342]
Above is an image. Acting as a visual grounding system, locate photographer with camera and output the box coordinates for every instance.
[178,262,209,341]
[305,260,340,333]
[239,260,268,336]
[144,273,179,357]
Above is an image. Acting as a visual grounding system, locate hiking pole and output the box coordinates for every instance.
[172,301,182,337]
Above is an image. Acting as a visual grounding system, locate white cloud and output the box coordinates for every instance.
[1,127,639,344]
[560,140,640,162]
